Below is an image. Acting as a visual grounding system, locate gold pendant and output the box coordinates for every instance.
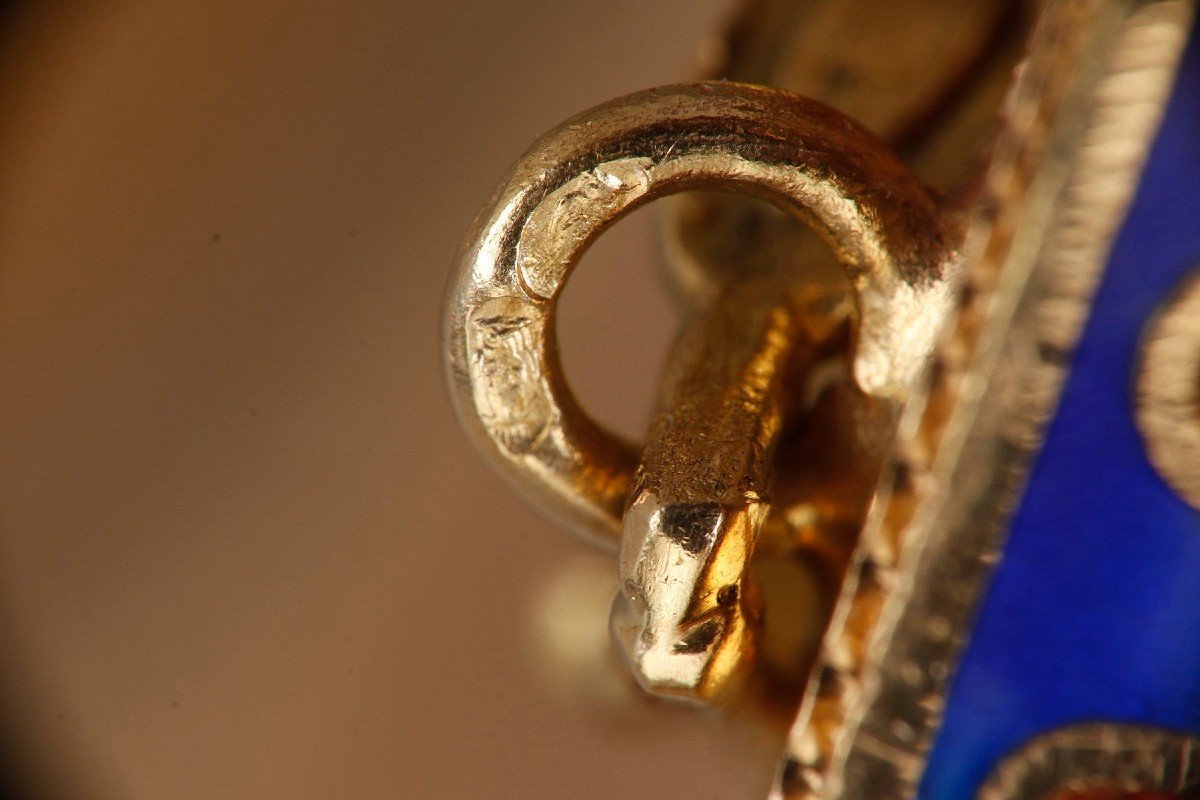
[443,1,1200,797]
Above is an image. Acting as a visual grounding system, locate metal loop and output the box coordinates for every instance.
[443,82,957,546]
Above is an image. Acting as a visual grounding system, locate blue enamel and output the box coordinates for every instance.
[921,17,1200,800]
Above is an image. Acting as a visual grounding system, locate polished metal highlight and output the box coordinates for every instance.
[442,0,1196,796]
[443,82,957,543]
[1137,267,1200,512]
[444,82,960,699]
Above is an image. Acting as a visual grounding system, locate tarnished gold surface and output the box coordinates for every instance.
[443,81,959,699]
[640,0,1035,706]
[444,83,957,529]
[445,0,1046,709]
[611,283,857,701]
[1137,267,1200,512]
[444,0,1034,712]
[443,0,1194,796]
[665,0,1028,303]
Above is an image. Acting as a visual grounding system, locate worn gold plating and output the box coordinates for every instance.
[443,0,1195,794]
[444,82,959,700]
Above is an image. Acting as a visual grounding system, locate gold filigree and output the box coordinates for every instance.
[978,723,1200,800]
[1136,267,1200,512]
[773,2,1195,798]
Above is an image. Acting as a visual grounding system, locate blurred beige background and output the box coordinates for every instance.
[0,1,795,798]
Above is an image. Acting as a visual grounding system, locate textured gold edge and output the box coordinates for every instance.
[772,2,1197,799]
[978,723,1200,800]
[1136,268,1200,512]
[443,81,959,551]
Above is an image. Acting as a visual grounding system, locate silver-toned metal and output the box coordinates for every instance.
[773,1,1196,798]
[979,723,1200,800]
[601,0,1038,707]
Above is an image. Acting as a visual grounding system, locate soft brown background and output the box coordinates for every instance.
[0,2,792,798]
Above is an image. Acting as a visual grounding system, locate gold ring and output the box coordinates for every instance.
[443,81,958,546]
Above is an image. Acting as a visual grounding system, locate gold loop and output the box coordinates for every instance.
[443,82,957,546]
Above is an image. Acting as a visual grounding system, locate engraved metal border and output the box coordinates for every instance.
[773,1,1197,798]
